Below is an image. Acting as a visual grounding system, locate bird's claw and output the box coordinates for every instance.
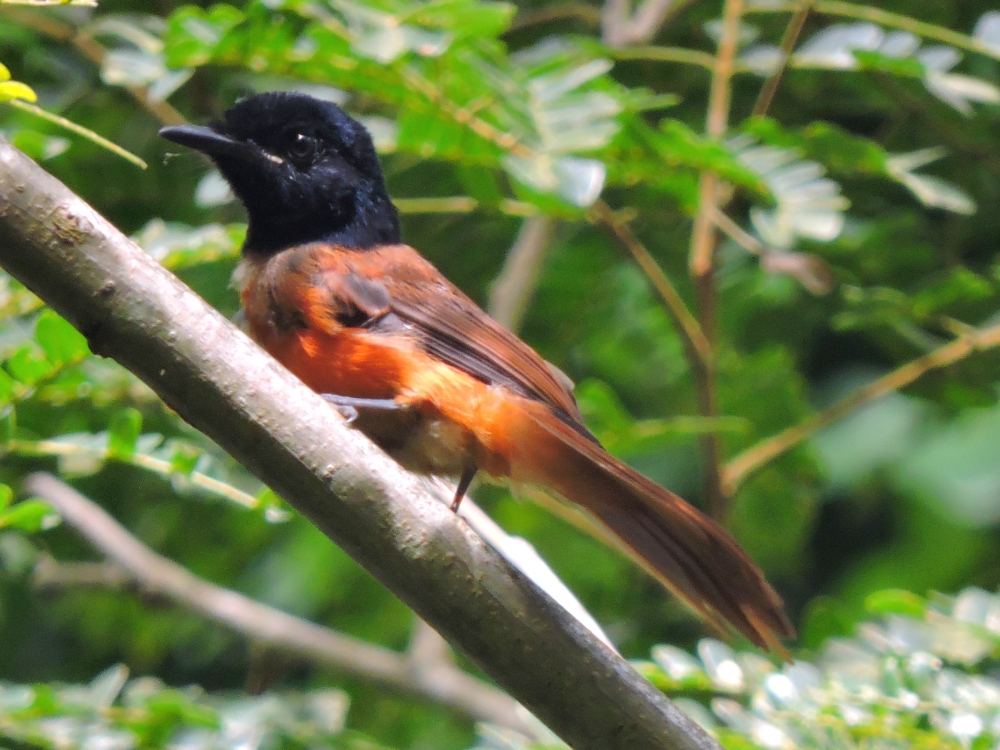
[322,395,359,424]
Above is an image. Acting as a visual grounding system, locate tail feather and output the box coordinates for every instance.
[513,404,794,651]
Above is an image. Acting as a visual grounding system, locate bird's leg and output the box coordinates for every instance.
[322,394,402,425]
[451,466,477,512]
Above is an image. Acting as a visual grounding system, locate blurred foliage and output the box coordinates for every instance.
[632,586,1000,750]
[11,587,1000,750]
[4,0,1000,746]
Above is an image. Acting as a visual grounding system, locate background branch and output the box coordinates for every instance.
[591,200,711,367]
[722,322,1000,493]
[750,0,811,117]
[686,0,744,521]
[488,216,556,332]
[0,137,718,750]
[24,472,533,734]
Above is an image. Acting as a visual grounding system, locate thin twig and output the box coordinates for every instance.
[488,217,556,332]
[7,99,147,168]
[747,0,1000,64]
[391,198,540,217]
[611,45,717,69]
[23,472,536,735]
[9,438,261,510]
[710,205,765,255]
[590,200,711,367]
[751,0,812,117]
[1,0,95,6]
[393,197,478,214]
[506,4,602,33]
[722,322,1000,494]
[32,556,131,589]
[686,0,744,521]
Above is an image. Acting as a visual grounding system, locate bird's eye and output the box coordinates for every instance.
[288,133,317,162]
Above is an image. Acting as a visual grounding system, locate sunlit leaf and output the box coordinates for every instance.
[0,500,60,533]
[865,588,927,617]
[973,10,1000,53]
[0,81,37,104]
[108,408,143,458]
[729,134,848,250]
[35,311,90,366]
[5,347,54,385]
[887,148,977,214]
[793,22,884,69]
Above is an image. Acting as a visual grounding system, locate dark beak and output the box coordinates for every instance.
[159,125,243,157]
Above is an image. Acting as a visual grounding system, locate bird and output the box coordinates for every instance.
[160,91,794,651]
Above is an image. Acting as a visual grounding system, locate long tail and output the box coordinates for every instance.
[509,403,795,652]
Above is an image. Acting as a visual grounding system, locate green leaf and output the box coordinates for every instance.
[743,117,891,177]
[108,408,143,458]
[256,488,292,523]
[35,311,90,366]
[5,347,54,385]
[799,596,855,649]
[654,119,769,197]
[854,50,925,77]
[0,484,12,512]
[0,405,16,446]
[9,131,71,161]
[0,63,9,82]
[404,0,515,38]
[164,5,246,67]
[865,588,927,618]
[0,500,60,532]
[0,369,15,407]
[169,442,201,475]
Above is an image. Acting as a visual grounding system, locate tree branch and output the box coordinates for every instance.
[722,322,1000,494]
[686,0,743,521]
[24,472,533,734]
[750,0,811,117]
[488,216,556,332]
[591,200,711,367]
[507,4,602,33]
[0,137,719,750]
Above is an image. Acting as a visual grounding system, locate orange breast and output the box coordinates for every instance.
[235,249,533,481]
[263,327,409,401]
[261,323,527,478]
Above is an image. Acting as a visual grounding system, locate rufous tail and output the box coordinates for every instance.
[512,403,795,652]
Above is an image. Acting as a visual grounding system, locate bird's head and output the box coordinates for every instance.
[160,92,400,255]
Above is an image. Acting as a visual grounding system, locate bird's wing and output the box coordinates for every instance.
[317,244,588,430]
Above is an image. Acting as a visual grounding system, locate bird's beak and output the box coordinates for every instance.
[159,125,243,157]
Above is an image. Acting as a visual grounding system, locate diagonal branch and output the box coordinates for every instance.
[750,0,812,117]
[722,322,1000,494]
[0,136,719,750]
[24,472,533,734]
[591,200,711,367]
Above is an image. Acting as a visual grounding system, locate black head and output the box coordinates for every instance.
[160,92,400,255]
